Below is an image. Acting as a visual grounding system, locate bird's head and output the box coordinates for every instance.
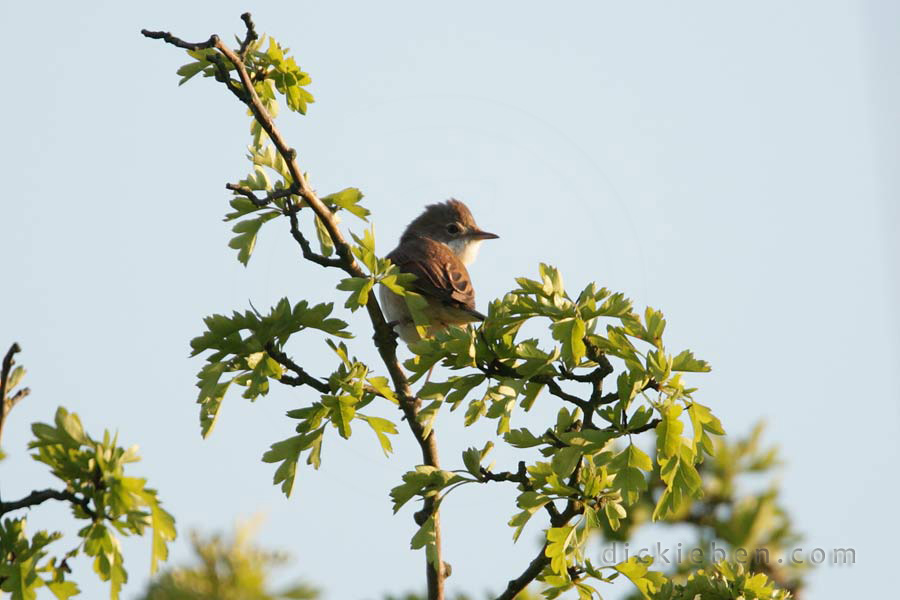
[400,199,498,265]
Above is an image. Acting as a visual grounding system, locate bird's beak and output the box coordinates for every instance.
[469,229,499,240]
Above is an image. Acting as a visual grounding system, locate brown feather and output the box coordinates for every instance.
[387,237,485,321]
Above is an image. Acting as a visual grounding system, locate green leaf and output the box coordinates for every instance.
[323,395,356,439]
[539,263,565,296]
[5,365,25,392]
[410,515,440,570]
[688,401,725,457]
[337,277,374,311]
[614,556,667,599]
[612,467,647,506]
[593,292,633,318]
[389,467,464,513]
[519,380,544,411]
[550,317,586,367]
[463,398,486,426]
[366,376,398,404]
[551,446,581,479]
[313,215,334,257]
[323,187,369,220]
[228,210,280,266]
[656,404,684,459]
[504,428,543,449]
[643,306,666,346]
[175,52,214,85]
[361,415,397,457]
[653,447,703,520]
[611,443,653,471]
[350,228,378,272]
[445,374,486,410]
[604,498,627,530]
[47,581,80,599]
[148,502,177,574]
[261,428,322,496]
[461,441,493,480]
[462,447,482,479]
[545,525,575,574]
[672,349,711,372]
[508,491,550,541]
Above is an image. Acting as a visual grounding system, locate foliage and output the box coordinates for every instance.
[138,520,318,600]
[144,14,798,600]
[616,424,806,598]
[0,348,175,600]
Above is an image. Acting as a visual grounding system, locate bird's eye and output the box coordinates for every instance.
[446,223,461,235]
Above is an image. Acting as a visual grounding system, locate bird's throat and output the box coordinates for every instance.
[446,238,483,265]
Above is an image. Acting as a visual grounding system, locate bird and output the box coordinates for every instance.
[380,199,498,344]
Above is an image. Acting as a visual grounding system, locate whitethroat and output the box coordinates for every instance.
[380,199,498,345]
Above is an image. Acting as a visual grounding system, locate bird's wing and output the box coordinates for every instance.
[387,238,484,320]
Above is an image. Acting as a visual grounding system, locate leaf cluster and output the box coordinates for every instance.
[1,407,175,600]
[190,299,351,437]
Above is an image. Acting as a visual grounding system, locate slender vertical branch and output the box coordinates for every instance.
[0,342,29,447]
[142,15,445,598]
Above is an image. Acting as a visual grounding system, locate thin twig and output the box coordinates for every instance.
[481,461,561,522]
[479,359,589,412]
[139,29,217,51]
[265,342,331,394]
[286,207,343,268]
[0,342,29,447]
[495,542,551,600]
[226,183,296,208]
[237,12,258,59]
[0,488,97,520]
[494,503,580,600]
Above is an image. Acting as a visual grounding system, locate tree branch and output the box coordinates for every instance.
[494,503,580,600]
[144,16,445,597]
[0,488,96,520]
[495,542,550,600]
[480,359,589,412]
[226,183,296,208]
[285,206,343,268]
[139,29,217,51]
[481,461,561,522]
[237,12,258,59]
[0,342,29,447]
[265,342,331,394]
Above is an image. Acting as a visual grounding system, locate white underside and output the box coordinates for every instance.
[379,281,480,345]
[379,284,421,344]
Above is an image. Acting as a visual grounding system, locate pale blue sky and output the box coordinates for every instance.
[2,2,898,599]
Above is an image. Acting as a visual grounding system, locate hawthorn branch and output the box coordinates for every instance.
[265,342,331,394]
[614,417,660,435]
[266,342,393,401]
[481,461,561,522]
[139,29,217,51]
[237,12,258,59]
[226,183,296,208]
[480,359,589,412]
[495,503,580,600]
[496,542,550,600]
[0,488,96,520]
[144,15,445,597]
[0,342,29,447]
[285,206,343,268]
[494,421,587,600]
